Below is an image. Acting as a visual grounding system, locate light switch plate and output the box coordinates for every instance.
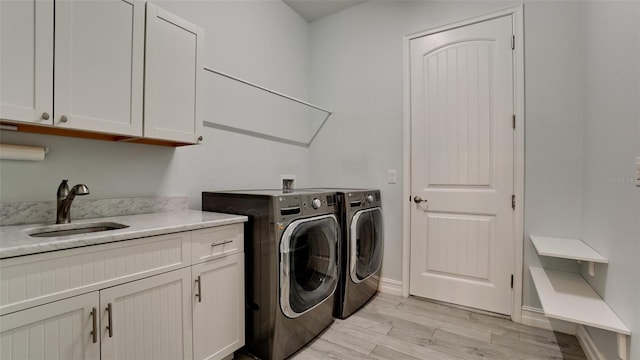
[387,170,397,184]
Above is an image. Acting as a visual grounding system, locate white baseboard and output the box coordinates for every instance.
[378,278,402,296]
[576,325,604,360]
[520,306,577,335]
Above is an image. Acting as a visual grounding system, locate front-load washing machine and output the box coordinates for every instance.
[202,190,340,360]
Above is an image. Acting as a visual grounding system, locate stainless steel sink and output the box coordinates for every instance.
[27,222,129,238]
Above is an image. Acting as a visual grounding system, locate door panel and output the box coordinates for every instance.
[54,0,144,135]
[426,41,494,186]
[0,0,53,124]
[144,3,203,143]
[192,254,245,360]
[0,292,100,360]
[410,15,514,315]
[100,268,192,360]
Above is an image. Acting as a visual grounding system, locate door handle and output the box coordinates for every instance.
[90,307,97,343]
[195,275,202,303]
[413,196,427,204]
[105,303,113,338]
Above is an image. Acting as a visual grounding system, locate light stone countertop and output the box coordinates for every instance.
[0,210,247,259]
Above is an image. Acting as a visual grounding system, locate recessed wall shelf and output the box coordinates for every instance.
[530,266,631,359]
[530,235,607,276]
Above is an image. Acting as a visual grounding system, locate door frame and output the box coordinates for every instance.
[401,4,525,322]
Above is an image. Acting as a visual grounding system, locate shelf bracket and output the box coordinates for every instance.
[577,260,597,277]
[617,333,627,360]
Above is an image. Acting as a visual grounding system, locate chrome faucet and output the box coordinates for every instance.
[56,179,90,224]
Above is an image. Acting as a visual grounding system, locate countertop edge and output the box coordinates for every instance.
[0,210,248,260]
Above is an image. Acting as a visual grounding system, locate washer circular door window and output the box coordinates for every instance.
[280,214,339,318]
[350,207,383,283]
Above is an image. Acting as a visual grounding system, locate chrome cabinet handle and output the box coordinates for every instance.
[211,240,233,247]
[90,307,97,343]
[413,196,426,204]
[42,112,50,120]
[105,303,113,338]
[60,115,68,123]
[195,275,202,303]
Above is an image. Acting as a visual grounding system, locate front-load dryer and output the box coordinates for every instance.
[202,190,340,360]
[315,189,383,319]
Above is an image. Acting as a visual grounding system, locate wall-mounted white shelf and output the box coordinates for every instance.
[530,235,607,276]
[530,266,631,359]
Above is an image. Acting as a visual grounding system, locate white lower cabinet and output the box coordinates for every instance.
[192,253,245,360]
[0,292,100,360]
[0,224,245,360]
[100,267,193,360]
[0,268,192,360]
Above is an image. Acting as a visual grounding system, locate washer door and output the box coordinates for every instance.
[280,214,339,318]
[350,207,383,284]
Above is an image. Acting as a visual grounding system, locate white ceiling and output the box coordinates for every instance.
[283,0,367,22]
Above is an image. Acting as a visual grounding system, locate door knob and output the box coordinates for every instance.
[413,196,426,204]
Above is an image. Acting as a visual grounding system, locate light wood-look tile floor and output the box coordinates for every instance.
[237,292,587,360]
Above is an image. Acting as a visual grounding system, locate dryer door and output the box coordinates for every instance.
[280,214,339,318]
[350,207,383,283]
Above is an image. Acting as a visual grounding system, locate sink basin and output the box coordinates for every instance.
[27,222,129,238]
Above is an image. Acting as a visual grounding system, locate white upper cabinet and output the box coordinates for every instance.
[0,0,54,124]
[144,3,203,144]
[54,0,144,135]
[1,0,203,145]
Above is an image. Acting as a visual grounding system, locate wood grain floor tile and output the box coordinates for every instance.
[369,345,423,360]
[235,293,587,360]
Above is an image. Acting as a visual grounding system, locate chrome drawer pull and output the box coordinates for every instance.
[210,240,233,247]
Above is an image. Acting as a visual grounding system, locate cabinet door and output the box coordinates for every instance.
[100,267,193,360]
[0,292,100,360]
[0,0,53,124]
[192,253,245,360]
[54,0,144,135]
[145,3,203,144]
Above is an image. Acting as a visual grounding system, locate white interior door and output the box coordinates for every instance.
[409,15,515,315]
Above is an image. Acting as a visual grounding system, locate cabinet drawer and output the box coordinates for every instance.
[191,224,243,264]
[0,232,191,315]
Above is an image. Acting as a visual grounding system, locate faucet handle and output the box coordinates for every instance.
[57,179,70,197]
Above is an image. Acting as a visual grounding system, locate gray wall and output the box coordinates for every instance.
[579,2,640,358]
[0,0,313,209]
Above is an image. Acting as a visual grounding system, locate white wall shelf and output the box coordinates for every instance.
[530,266,631,359]
[530,235,607,276]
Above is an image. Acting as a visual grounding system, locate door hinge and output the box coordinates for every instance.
[512,114,516,129]
[511,195,516,210]
[511,35,515,50]
[511,274,514,289]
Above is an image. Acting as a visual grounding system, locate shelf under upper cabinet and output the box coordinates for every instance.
[529,266,630,335]
[530,235,608,263]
